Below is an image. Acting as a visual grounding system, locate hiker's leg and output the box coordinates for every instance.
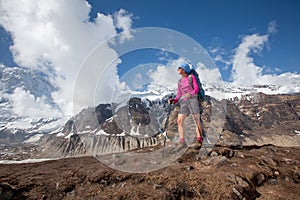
[177,114,187,142]
[187,97,202,138]
[191,113,202,138]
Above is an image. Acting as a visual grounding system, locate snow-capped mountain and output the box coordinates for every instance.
[0,65,62,144]
[0,65,57,101]
[1,64,300,146]
[1,65,300,161]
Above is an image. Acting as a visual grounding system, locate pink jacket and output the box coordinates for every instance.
[174,75,199,104]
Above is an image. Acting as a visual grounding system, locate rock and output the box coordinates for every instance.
[0,183,15,200]
[202,156,228,166]
[185,166,194,171]
[255,173,266,186]
[210,151,218,157]
[153,184,162,189]
[237,152,245,158]
[232,187,244,200]
[267,178,277,185]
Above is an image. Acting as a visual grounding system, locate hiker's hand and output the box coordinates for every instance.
[168,98,174,104]
[184,93,191,98]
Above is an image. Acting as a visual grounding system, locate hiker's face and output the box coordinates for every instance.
[177,67,184,74]
[177,67,185,75]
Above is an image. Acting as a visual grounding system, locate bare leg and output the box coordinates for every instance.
[177,114,187,142]
[191,113,202,138]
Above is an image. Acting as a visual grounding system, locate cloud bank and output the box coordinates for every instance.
[0,0,133,116]
[0,1,299,121]
[230,31,299,93]
[11,87,62,119]
[211,21,299,95]
[145,21,299,98]
[231,33,269,85]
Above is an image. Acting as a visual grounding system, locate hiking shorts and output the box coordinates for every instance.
[179,97,200,115]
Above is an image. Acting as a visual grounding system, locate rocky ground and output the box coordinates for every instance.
[1,93,299,199]
[0,145,299,200]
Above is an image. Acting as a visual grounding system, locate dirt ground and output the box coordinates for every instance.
[0,145,299,200]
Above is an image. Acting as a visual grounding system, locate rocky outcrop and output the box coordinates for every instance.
[41,97,164,158]
[222,93,300,147]
[128,97,151,125]
[166,93,300,147]
[40,133,159,158]
[95,104,113,124]
[41,93,300,159]
[62,106,110,135]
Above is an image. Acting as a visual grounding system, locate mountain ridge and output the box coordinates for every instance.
[0,65,300,161]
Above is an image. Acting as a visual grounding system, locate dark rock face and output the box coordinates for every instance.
[222,93,300,137]
[95,104,113,124]
[128,97,151,125]
[223,101,256,135]
[100,118,123,135]
[222,93,300,146]
[112,97,165,137]
[235,93,300,128]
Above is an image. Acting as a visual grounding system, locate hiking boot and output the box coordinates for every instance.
[174,142,187,153]
[190,138,202,150]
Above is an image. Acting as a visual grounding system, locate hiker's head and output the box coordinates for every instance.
[178,63,191,74]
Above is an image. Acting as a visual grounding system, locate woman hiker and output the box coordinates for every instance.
[168,63,203,150]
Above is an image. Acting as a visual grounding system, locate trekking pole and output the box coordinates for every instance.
[163,101,171,146]
[160,95,174,157]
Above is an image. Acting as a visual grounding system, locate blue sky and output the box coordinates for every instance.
[87,0,300,79]
[1,0,300,81]
[0,0,299,116]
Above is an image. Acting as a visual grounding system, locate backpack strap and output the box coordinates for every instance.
[177,78,182,87]
[179,75,195,91]
[177,78,182,92]
[188,74,194,89]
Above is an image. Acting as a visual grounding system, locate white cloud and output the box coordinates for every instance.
[146,58,224,95]
[147,58,224,90]
[196,62,223,85]
[148,64,178,90]
[114,9,134,43]
[10,87,62,119]
[231,33,268,85]
[267,21,278,34]
[229,30,299,94]
[0,0,133,116]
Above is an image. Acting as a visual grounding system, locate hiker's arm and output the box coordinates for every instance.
[173,84,182,104]
[191,75,199,96]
